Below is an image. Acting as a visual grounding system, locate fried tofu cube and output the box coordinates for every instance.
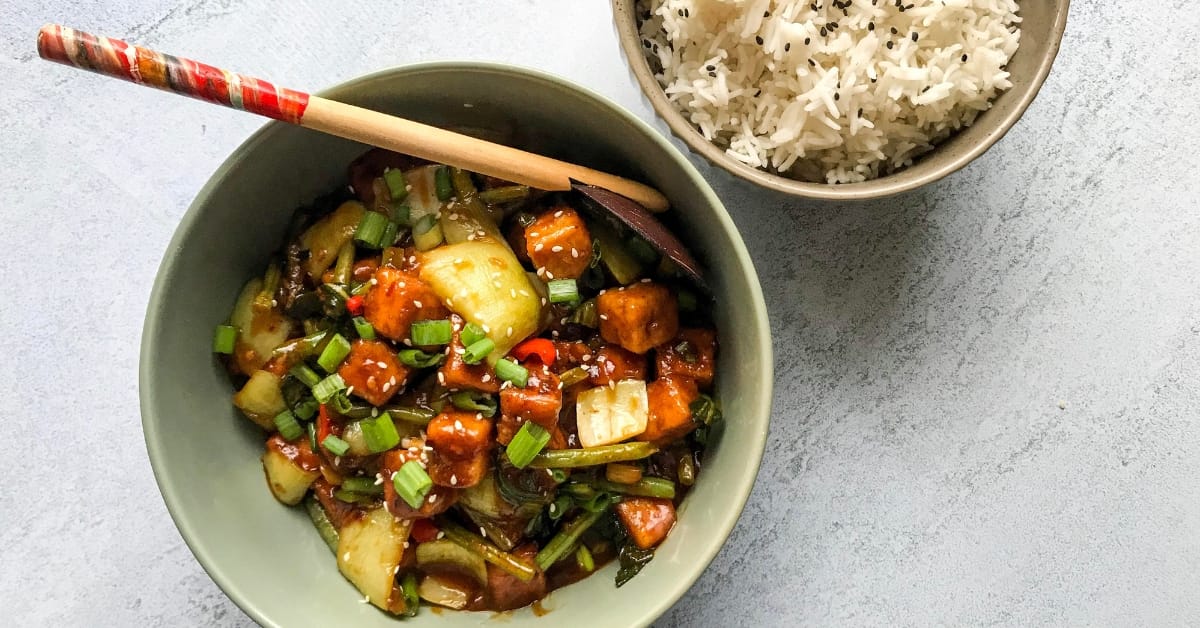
[614,497,676,549]
[338,339,411,406]
[597,282,679,354]
[638,375,699,445]
[589,345,648,386]
[380,448,458,519]
[499,365,562,431]
[426,410,494,459]
[363,267,449,342]
[525,206,592,279]
[425,448,489,488]
[438,316,500,393]
[654,328,717,389]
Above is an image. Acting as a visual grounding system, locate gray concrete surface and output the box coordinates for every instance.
[2,1,1198,626]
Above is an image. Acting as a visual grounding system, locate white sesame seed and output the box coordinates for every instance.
[519,290,530,297]
[571,248,579,258]
[414,300,423,308]
[370,278,378,285]
[346,386,355,395]
[530,231,540,238]
[450,475,458,485]
[534,243,545,252]
[554,210,563,218]
[368,375,377,386]
[545,270,555,279]
[454,419,464,431]
[435,529,444,537]
[510,289,517,298]
[481,324,491,333]
[549,503,556,514]
[551,245,563,253]
[437,372,446,385]
[454,258,463,264]
[343,552,350,561]
[348,185,356,193]
[430,495,440,505]
[541,298,548,306]
[449,213,459,220]
[582,354,593,361]
[506,326,513,337]
[481,373,492,383]
[600,314,608,320]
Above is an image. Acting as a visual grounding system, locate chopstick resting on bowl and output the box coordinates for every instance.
[35,24,669,212]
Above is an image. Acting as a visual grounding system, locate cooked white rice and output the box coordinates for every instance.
[637,0,1021,183]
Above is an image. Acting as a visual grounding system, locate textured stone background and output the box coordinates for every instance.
[2,1,1198,626]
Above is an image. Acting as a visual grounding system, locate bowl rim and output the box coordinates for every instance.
[140,61,774,627]
[611,0,1071,200]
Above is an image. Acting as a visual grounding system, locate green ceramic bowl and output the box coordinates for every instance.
[140,63,772,627]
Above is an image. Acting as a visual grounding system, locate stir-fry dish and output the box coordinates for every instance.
[211,149,721,615]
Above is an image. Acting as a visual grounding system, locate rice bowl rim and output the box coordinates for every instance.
[612,0,1070,201]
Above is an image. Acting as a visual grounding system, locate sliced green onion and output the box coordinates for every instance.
[569,299,599,328]
[390,203,412,227]
[341,476,384,495]
[322,434,350,457]
[397,348,444,368]
[434,166,453,201]
[273,410,303,441]
[676,288,698,313]
[290,363,321,388]
[293,398,319,421]
[495,358,528,388]
[212,324,237,354]
[506,422,551,469]
[312,373,346,403]
[393,460,433,509]
[559,366,589,388]
[360,412,401,453]
[575,544,595,572]
[380,220,400,249]
[354,211,389,249]
[547,279,579,304]
[412,214,444,251]
[352,316,376,340]
[460,322,487,347]
[462,338,495,365]
[478,185,530,205]
[450,391,497,417]
[410,319,452,346]
[316,333,352,372]
[690,394,721,426]
[383,169,409,202]
[329,391,354,414]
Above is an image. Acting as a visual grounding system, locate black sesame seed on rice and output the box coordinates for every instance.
[912,32,918,42]
[886,40,894,49]
[756,35,764,45]
[962,54,969,62]
[785,42,792,51]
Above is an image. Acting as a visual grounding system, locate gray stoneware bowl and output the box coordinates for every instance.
[140,63,772,627]
[612,0,1070,200]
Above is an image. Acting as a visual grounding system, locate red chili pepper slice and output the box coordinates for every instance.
[316,404,333,448]
[511,337,556,366]
[345,295,365,316]
[410,518,440,543]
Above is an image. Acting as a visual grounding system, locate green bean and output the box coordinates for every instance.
[594,477,676,500]
[478,185,530,205]
[400,572,420,617]
[340,404,436,425]
[450,167,478,200]
[439,520,537,582]
[304,496,339,553]
[434,166,453,201]
[332,242,355,285]
[528,442,658,469]
[535,503,609,571]
[254,263,282,310]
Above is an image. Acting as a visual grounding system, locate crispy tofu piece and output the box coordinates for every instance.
[499,365,562,429]
[597,282,679,354]
[348,148,428,207]
[486,543,547,611]
[426,410,494,459]
[654,328,717,389]
[338,339,411,407]
[589,345,648,386]
[614,497,676,549]
[380,448,458,519]
[638,375,699,445]
[363,267,449,342]
[438,315,500,393]
[525,206,592,279]
[425,448,489,488]
[552,340,591,368]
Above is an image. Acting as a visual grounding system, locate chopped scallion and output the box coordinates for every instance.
[460,322,487,347]
[273,410,303,441]
[316,333,352,372]
[412,214,444,251]
[576,544,595,572]
[462,338,495,365]
[360,412,401,453]
[506,422,551,469]
[383,169,409,202]
[312,373,346,403]
[293,398,319,421]
[354,211,389,249]
[495,358,528,388]
[322,434,350,457]
[547,279,579,304]
[410,319,452,346]
[329,391,354,414]
[390,203,411,226]
[352,316,376,340]
[380,220,400,249]
[397,348,445,368]
[290,363,321,388]
[393,460,433,509]
[450,391,497,417]
[212,324,237,354]
[434,166,453,201]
